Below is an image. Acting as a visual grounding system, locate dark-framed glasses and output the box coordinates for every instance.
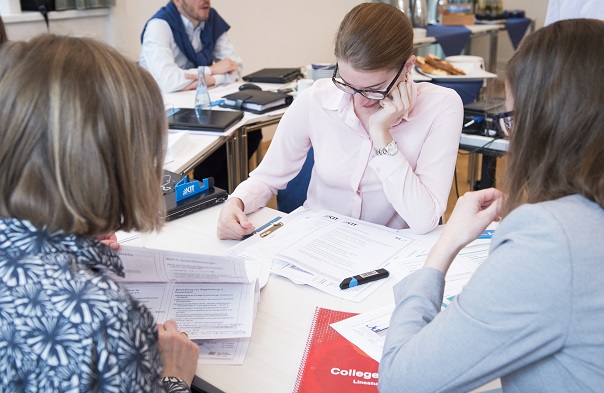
[497,111,513,137]
[332,62,405,100]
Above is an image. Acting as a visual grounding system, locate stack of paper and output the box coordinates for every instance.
[231,209,416,302]
[165,131,190,164]
[331,232,495,363]
[114,246,266,365]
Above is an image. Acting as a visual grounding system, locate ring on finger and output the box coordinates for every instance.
[179,331,189,337]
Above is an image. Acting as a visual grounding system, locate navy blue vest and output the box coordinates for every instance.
[141,2,230,67]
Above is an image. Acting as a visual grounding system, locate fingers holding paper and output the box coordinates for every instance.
[217,198,255,240]
[157,320,199,387]
[96,232,121,251]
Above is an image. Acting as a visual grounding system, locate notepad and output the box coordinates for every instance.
[293,307,379,393]
[168,108,244,132]
[221,90,293,114]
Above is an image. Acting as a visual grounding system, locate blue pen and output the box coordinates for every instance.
[242,216,282,240]
[210,100,224,107]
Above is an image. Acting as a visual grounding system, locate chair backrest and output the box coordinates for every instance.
[276,147,314,213]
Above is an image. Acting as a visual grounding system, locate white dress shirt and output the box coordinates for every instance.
[545,0,604,25]
[231,79,463,234]
[139,14,242,93]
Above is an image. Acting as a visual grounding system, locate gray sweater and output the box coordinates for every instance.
[379,194,604,393]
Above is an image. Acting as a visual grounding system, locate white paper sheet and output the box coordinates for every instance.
[332,235,494,362]
[115,246,261,340]
[195,337,250,365]
[330,304,395,363]
[230,209,414,301]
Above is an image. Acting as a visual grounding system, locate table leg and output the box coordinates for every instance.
[226,134,238,193]
[488,32,498,73]
[473,154,497,190]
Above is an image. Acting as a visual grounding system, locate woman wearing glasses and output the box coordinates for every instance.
[217,2,463,239]
[379,19,604,392]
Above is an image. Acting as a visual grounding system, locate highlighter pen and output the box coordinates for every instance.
[339,268,389,290]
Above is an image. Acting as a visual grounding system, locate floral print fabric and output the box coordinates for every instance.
[0,218,189,392]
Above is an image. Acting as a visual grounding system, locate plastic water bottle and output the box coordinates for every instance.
[195,66,211,119]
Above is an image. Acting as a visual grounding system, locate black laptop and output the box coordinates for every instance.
[242,68,303,83]
[168,108,244,132]
[161,170,228,221]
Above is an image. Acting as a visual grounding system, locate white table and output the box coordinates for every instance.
[121,204,501,393]
[163,82,290,192]
[164,133,226,175]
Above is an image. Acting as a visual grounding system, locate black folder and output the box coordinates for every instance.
[168,108,244,132]
[242,68,303,83]
[221,90,293,114]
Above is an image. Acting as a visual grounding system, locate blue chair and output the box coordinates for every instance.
[432,80,483,105]
[277,147,314,213]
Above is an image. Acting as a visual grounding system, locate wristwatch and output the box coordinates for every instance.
[375,140,398,156]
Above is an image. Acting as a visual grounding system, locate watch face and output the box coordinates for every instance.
[386,141,398,155]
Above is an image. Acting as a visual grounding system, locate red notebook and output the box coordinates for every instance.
[292,307,379,393]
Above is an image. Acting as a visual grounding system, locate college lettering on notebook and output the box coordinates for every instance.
[292,307,379,393]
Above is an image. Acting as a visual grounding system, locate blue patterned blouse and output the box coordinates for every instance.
[0,218,190,392]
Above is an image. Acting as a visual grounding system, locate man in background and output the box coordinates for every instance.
[140,0,261,190]
[139,0,241,93]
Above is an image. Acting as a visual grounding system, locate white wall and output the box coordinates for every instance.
[3,0,550,74]
[496,0,549,67]
[111,0,363,74]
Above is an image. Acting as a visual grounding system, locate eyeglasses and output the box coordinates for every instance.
[332,62,406,100]
[497,111,513,137]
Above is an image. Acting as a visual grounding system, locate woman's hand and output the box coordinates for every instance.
[216,198,255,240]
[368,78,416,142]
[96,232,120,251]
[425,188,504,274]
[157,320,199,387]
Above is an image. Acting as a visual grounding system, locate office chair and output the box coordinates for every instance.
[277,147,314,213]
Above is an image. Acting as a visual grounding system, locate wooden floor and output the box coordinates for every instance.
[254,139,507,222]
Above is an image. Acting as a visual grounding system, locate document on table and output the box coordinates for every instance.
[332,234,494,363]
[330,304,395,363]
[195,337,250,365]
[230,208,415,301]
[114,245,261,340]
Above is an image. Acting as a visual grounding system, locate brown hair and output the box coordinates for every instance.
[334,2,413,71]
[0,34,167,236]
[503,19,604,213]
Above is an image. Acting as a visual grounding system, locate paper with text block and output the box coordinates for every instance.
[114,246,261,340]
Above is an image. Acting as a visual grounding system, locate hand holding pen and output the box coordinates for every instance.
[217,197,255,240]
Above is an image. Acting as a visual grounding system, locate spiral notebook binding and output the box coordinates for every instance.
[292,307,320,393]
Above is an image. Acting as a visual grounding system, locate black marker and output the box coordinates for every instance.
[339,268,389,290]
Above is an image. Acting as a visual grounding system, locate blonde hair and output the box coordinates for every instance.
[503,19,604,213]
[0,34,167,235]
[334,2,413,71]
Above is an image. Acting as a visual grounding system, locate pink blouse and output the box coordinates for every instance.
[230,79,463,234]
